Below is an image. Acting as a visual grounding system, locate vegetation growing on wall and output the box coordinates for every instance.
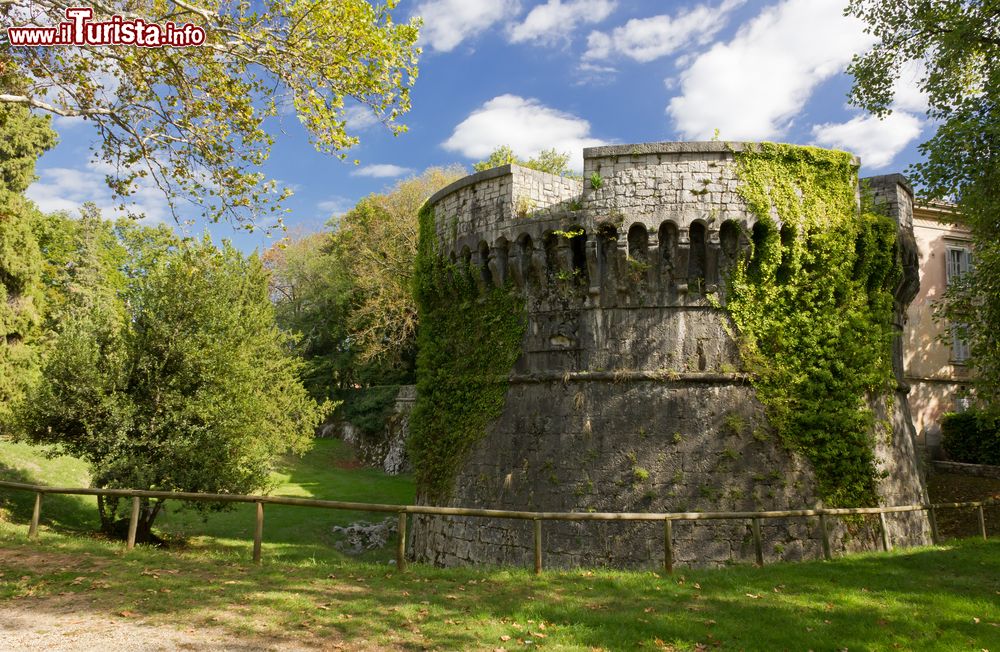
[727,143,901,508]
[409,205,526,501]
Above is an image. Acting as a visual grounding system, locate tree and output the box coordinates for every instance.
[20,236,326,541]
[473,145,572,176]
[263,231,354,400]
[332,166,464,368]
[32,204,130,338]
[1,0,420,228]
[846,0,1000,413]
[0,101,56,428]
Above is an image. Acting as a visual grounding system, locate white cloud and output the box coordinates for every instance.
[414,0,519,52]
[585,0,743,63]
[812,112,923,169]
[509,0,616,46]
[27,162,168,223]
[350,164,414,178]
[667,0,875,140]
[442,94,608,171]
[316,195,358,228]
[343,105,380,132]
[317,196,354,213]
[891,60,929,115]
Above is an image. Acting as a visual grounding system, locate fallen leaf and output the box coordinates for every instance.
[500,635,512,642]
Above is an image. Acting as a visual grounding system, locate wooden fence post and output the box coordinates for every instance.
[126,496,140,550]
[928,506,940,545]
[253,501,264,564]
[663,519,674,574]
[751,518,764,567]
[28,492,42,540]
[818,514,831,561]
[978,505,987,541]
[879,512,891,552]
[396,511,407,571]
[533,519,542,575]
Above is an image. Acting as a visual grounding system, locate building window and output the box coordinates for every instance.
[945,245,973,363]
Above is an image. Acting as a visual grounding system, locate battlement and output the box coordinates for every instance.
[427,143,772,308]
[427,143,909,310]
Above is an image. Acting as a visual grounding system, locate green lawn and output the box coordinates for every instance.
[2,438,999,648]
[0,437,414,563]
[1,523,997,650]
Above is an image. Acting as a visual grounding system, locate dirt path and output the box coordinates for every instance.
[0,545,352,652]
[0,594,328,652]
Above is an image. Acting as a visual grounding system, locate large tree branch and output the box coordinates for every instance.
[0,93,113,117]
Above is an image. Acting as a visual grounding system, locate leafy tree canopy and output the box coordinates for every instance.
[263,230,354,400]
[846,0,1000,413]
[473,145,572,176]
[1,0,420,229]
[331,166,465,368]
[264,166,462,433]
[20,234,327,541]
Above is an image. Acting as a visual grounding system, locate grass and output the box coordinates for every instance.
[1,441,999,648]
[1,523,998,650]
[0,437,414,563]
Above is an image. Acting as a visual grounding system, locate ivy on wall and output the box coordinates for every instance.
[408,205,527,502]
[727,143,901,507]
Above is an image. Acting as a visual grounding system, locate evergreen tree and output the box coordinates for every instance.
[21,237,327,541]
[0,102,56,428]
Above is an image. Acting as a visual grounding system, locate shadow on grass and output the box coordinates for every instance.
[0,462,100,534]
[145,439,416,564]
[4,527,998,651]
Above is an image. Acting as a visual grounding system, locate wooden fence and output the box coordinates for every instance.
[0,479,994,573]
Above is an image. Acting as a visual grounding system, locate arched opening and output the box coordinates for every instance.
[627,223,649,263]
[493,237,509,285]
[687,221,707,284]
[569,228,588,282]
[478,241,492,287]
[544,231,560,279]
[748,220,776,279]
[720,220,740,259]
[597,223,618,284]
[777,224,796,284]
[515,233,533,284]
[658,221,678,268]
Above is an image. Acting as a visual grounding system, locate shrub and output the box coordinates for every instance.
[941,411,1000,466]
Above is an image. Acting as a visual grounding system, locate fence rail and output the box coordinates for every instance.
[1,479,995,573]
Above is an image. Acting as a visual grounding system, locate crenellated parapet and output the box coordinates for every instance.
[427,143,778,311]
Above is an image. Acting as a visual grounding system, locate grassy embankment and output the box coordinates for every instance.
[1,438,999,649]
[0,437,414,563]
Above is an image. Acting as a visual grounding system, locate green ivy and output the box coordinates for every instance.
[727,143,901,507]
[409,205,527,502]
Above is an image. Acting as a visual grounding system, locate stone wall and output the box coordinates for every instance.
[330,385,416,475]
[411,142,931,569]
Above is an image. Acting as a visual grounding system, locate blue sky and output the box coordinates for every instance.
[26,0,932,252]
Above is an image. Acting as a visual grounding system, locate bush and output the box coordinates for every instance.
[339,385,400,435]
[941,411,1000,466]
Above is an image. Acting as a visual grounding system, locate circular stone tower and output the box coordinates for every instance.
[409,142,931,569]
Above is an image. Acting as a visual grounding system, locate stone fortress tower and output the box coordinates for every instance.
[410,142,931,568]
